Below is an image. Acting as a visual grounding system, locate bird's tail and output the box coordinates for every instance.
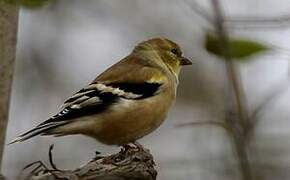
[8,121,67,145]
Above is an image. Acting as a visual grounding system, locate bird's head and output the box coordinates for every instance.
[133,38,192,76]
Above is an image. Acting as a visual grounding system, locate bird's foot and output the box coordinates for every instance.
[120,142,143,152]
[132,141,144,149]
[121,144,133,152]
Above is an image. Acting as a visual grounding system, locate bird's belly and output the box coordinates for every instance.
[93,97,172,145]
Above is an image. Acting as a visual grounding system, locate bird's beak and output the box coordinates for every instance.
[180,57,192,66]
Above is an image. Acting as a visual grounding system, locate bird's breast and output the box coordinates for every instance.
[92,92,175,145]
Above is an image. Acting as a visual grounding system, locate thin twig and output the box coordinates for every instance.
[229,15,290,23]
[22,161,48,178]
[210,0,250,129]
[251,83,290,121]
[246,68,290,140]
[23,161,48,171]
[227,15,290,29]
[184,1,290,30]
[48,144,59,171]
[210,0,253,180]
[183,0,214,24]
[176,121,226,128]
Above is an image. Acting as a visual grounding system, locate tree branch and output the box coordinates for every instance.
[0,2,19,171]
[21,145,157,180]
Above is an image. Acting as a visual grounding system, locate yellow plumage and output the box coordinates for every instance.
[10,38,191,145]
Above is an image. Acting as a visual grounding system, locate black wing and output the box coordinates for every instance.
[47,82,161,122]
[108,82,161,99]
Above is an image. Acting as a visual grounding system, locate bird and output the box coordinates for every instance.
[9,38,192,146]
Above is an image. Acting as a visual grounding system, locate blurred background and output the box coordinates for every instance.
[2,0,290,179]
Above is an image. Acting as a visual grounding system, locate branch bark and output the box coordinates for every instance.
[0,2,19,171]
[21,145,157,180]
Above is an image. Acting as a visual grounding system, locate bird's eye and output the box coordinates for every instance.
[171,48,179,55]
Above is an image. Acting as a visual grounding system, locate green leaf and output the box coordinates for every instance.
[1,0,53,8]
[205,33,268,60]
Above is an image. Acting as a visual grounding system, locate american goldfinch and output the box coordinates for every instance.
[10,38,191,145]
